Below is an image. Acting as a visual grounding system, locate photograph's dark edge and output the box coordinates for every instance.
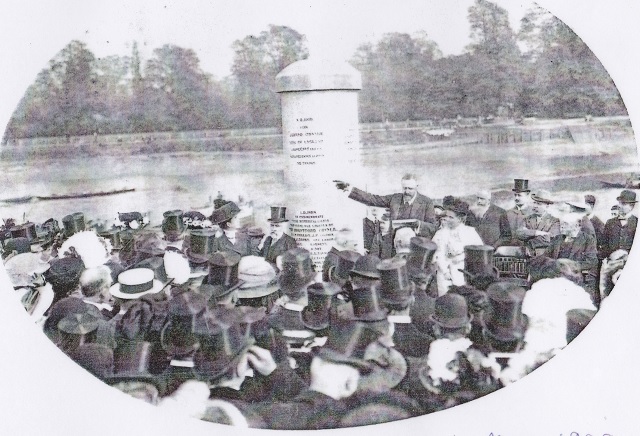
[0,1,638,435]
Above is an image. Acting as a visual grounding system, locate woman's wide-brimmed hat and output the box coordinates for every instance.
[109,268,165,300]
[210,202,241,225]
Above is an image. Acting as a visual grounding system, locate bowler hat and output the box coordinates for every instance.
[349,285,388,322]
[350,254,381,279]
[531,189,554,205]
[194,309,257,381]
[512,179,530,193]
[377,258,413,305]
[481,281,527,341]
[617,189,637,204]
[301,282,341,330]
[407,237,437,273]
[71,343,114,380]
[430,294,471,329]
[62,212,86,237]
[207,251,243,292]
[107,341,164,392]
[210,202,241,225]
[461,245,498,279]
[161,291,208,357]
[584,195,596,206]
[566,308,596,343]
[278,248,316,296]
[162,210,185,241]
[316,320,380,373]
[186,229,217,263]
[45,257,85,300]
[109,268,165,300]
[267,206,289,223]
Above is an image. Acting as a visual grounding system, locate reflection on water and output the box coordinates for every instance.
[1,138,637,227]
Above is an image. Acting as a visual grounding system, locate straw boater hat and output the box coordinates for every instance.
[110,268,165,300]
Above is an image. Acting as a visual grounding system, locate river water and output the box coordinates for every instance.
[1,137,638,228]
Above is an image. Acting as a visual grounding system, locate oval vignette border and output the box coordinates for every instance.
[0,1,638,435]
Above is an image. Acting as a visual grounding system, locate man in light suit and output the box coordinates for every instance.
[334,174,437,238]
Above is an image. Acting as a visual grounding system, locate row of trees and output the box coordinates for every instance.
[4,1,626,140]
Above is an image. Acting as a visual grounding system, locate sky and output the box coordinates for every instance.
[50,0,533,79]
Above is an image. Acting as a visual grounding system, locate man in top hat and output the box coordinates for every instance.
[467,189,512,248]
[601,189,638,259]
[515,189,560,256]
[322,227,359,282]
[335,173,437,238]
[377,258,435,359]
[505,179,533,237]
[369,212,395,260]
[405,237,438,332]
[259,206,297,267]
[432,198,484,296]
[248,320,382,430]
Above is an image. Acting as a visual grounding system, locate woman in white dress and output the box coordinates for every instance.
[432,199,484,296]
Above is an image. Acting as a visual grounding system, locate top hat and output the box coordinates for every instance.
[377,258,413,305]
[107,341,163,391]
[194,309,257,381]
[237,255,278,299]
[481,281,527,341]
[617,189,637,204]
[210,202,241,225]
[315,320,381,373]
[109,268,165,300]
[335,250,362,280]
[162,210,185,241]
[430,294,472,329]
[278,248,316,295]
[566,308,596,343]
[531,189,554,205]
[267,206,288,223]
[10,222,37,242]
[349,285,388,322]
[161,291,209,357]
[301,282,341,330]
[350,254,381,279]
[206,251,243,292]
[71,343,114,380]
[584,195,596,206]
[462,245,498,279]
[186,229,218,263]
[62,212,86,237]
[512,179,530,193]
[407,237,437,273]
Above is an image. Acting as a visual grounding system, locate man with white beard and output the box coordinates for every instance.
[467,189,511,248]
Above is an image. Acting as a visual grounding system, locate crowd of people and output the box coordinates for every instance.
[1,174,636,429]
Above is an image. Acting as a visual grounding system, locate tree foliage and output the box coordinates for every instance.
[3,7,627,141]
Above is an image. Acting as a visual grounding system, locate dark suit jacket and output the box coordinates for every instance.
[260,233,297,265]
[601,215,638,258]
[349,188,436,238]
[369,232,395,260]
[322,247,341,282]
[518,213,560,251]
[213,231,251,256]
[467,204,512,248]
[541,231,598,274]
[362,218,379,252]
[589,215,605,254]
